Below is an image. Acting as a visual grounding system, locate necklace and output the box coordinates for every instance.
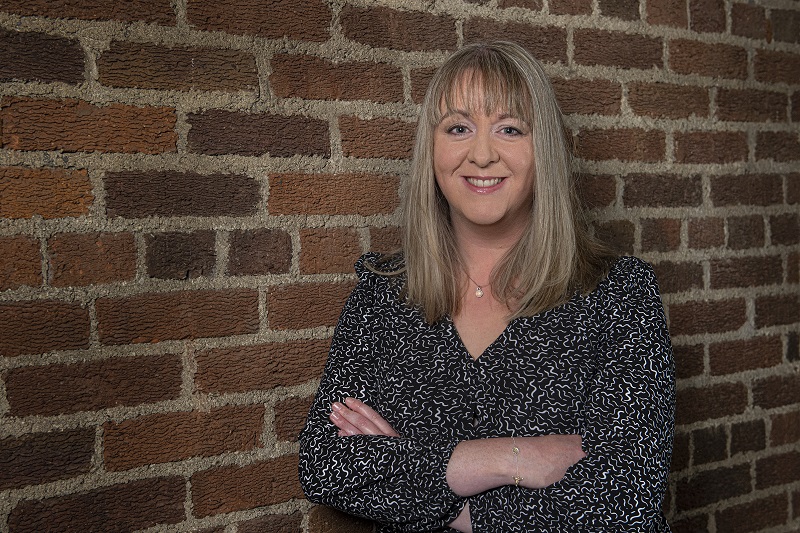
[464,271,487,298]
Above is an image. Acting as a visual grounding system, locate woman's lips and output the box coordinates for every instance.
[465,177,504,187]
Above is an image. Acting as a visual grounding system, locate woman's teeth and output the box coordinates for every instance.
[466,177,502,187]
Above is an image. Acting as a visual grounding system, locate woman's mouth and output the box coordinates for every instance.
[465,177,503,187]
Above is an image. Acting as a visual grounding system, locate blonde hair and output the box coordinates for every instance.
[380,41,613,323]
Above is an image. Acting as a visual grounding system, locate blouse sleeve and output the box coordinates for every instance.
[470,257,675,532]
[298,256,466,532]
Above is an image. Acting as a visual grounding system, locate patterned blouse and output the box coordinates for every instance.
[299,253,675,532]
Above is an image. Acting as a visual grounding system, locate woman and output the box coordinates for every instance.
[299,41,674,532]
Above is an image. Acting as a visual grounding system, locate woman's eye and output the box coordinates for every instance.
[501,126,523,135]
[447,125,469,134]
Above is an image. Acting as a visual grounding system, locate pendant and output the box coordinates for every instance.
[475,286,484,298]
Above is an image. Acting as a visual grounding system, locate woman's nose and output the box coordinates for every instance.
[468,131,499,167]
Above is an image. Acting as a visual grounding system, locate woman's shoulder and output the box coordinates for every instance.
[593,255,661,301]
[354,252,406,281]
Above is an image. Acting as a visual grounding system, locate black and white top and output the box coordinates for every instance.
[299,253,674,532]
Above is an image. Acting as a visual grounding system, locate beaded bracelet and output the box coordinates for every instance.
[511,436,523,487]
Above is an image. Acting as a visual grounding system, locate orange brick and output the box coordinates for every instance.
[0,167,93,219]
[48,232,136,287]
[188,0,330,41]
[274,396,313,442]
[0,300,90,357]
[463,19,567,64]
[341,6,456,52]
[574,29,662,70]
[267,282,355,329]
[669,40,748,79]
[269,173,399,216]
[369,226,402,253]
[552,78,621,116]
[576,128,665,162]
[627,82,710,119]
[340,116,415,160]
[674,131,748,164]
[300,228,362,274]
[0,235,41,290]
[669,298,747,336]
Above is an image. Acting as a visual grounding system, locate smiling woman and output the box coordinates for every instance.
[299,41,675,533]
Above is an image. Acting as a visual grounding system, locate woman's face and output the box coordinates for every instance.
[433,83,536,239]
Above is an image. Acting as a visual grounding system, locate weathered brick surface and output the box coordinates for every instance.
[103,405,264,471]
[753,373,800,409]
[756,451,800,489]
[300,228,362,274]
[275,396,314,442]
[1,97,177,154]
[692,424,726,465]
[550,0,593,14]
[552,78,621,116]
[642,219,681,252]
[715,494,788,533]
[6,353,182,416]
[710,174,783,206]
[307,506,375,533]
[8,477,185,532]
[0,167,93,219]
[674,463,751,511]
[0,29,84,84]
[146,231,216,280]
[187,0,330,41]
[754,50,800,85]
[669,299,747,336]
[0,235,41,290]
[577,174,616,209]
[771,410,800,446]
[370,226,402,253]
[0,429,94,490]
[0,0,175,24]
[728,215,765,250]
[96,289,259,345]
[195,340,330,394]
[341,6,456,52]
[716,89,788,123]
[732,3,769,40]
[463,20,567,64]
[0,300,90,357]
[673,343,704,379]
[98,43,257,91]
[498,0,543,8]
[754,294,799,328]
[675,383,748,424]
[756,132,800,162]
[340,116,415,160]
[576,129,665,162]
[771,9,800,43]
[627,82,709,119]
[574,30,662,70]
[238,512,303,533]
[623,174,701,207]
[191,455,303,517]
[188,110,330,157]
[669,40,748,79]
[269,173,399,215]
[708,336,783,375]
[105,171,260,218]
[730,419,766,455]
[48,232,136,287]
[228,229,292,276]
[688,217,725,249]
[594,219,635,254]
[674,131,748,164]
[651,261,703,294]
[598,0,639,20]
[709,256,783,289]
[267,282,355,329]
[646,0,688,27]
[689,0,726,33]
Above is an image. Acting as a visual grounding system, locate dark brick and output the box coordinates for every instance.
[269,173,399,216]
[710,174,783,207]
[577,174,616,209]
[187,0,330,41]
[757,132,800,162]
[730,419,766,455]
[627,82,709,119]
[552,78,622,116]
[717,88,788,123]
[105,171,260,218]
[341,6,456,52]
[669,40,748,79]
[689,0,725,33]
[624,174,701,207]
[669,298,747,336]
[693,425,727,465]
[0,29,84,84]
[228,229,292,276]
[498,0,543,9]
[676,383,748,425]
[727,215,765,250]
[550,0,593,14]
[275,396,313,442]
[673,343,704,379]
[670,515,709,533]
[672,430,690,472]
[464,20,567,64]
[577,129,665,162]
[770,410,800,446]
[732,3,769,40]
[716,493,788,533]
[0,0,175,24]
[675,463,751,511]
[652,261,703,294]
[688,217,724,249]
[238,512,303,533]
[771,213,799,246]
[146,231,216,280]
[710,256,783,289]
[642,219,681,252]
[574,29,662,70]
[753,373,800,409]
[755,50,800,85]
[599,0,639,19]
[0,300,90,357]
[307,506,375,533]
[771,8,800,44]
[646,0,688,27]
[756,451,800,489]
[0,429,94,490]
[188,110,329,157]
[370,226,402,254]
[594,220,634,255]
[755,294,799,328]
[268,282,355,330]
[674,131,748,164]
[709,336,783,375]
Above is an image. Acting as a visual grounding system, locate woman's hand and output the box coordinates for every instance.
[329,397,399,437]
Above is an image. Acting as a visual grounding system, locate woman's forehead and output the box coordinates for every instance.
[438,74,529,120]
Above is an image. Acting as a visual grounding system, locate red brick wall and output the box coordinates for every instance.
[0,1,797,532]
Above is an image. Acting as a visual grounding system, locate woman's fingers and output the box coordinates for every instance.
[329,398,399,437]
[344,397,400,437]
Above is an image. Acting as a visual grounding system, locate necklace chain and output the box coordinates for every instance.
[464,271,487,298]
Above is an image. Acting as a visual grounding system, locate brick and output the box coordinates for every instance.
[717,89,787,123]
[732,3,769,40]
[753,373,800,409]
[191,455,302,517]
[8,477,185,532]
[670,515,709,533]
[757,451,800,489]
[48,232,136,287]
[794,94,800,123]
[0,0,175,24]
[623,174,701,207]
[0,429,94,490]
[146,231,215,280]
[688,217,724,249]
[0,29,83,84]
[693,424,727,465]
[730,419,766,455]
[498,0,543,8]
[671,430,690,471]
[710,256,783,289]
[669,40,748,79]
[307,505,374,533]
[188,110,329,157]
[550,0,593,14]
[675,463,751,511]
[790,174,800,204]
[689,0,725,33]
[270,54,402,103]
[189,0,329,40]
[551,78,621,116]
[340,116,415,160]
[1,97,177,154]
[0,167,93,219]
[788,331,799,361]
[574,29,661,70]
[642,219,681,253]
[710,174,783,206]
[676,382,748,424]
[463,20,567,64]
[577,129,665,162]
[577,174,616,209]
[341,6,456,52]
[757,132,800,162]
[411,66,437,104]
[709,336,783,375]
[755,294,798,328]
[238,512,303,533]
[646,0,688,28]
[300,228,361,275]
[716,493,788,533]
[6,353,181,417]
[627,82,709,119]
[771,410,800,446]
[728,215,765,249]
[268,281,355,330]
[652,261,703,294]
[228,229,292,276]
[275,396,313,442]
[195,339,330,394]
[598,0,640,20]
[0,235,41,290]
[673,343,704,379]
[105,171,259,218]
[674,131,748,164]
[594,220,634,255]
[96,289,259,345]
[669,298,746,336]
[771,9,800,44]
[370,226,402,253]
[0,300,89,357]
[104,405,264,471]
[771,213,799,246]
[755,50,800,85]
[269,173,399,216]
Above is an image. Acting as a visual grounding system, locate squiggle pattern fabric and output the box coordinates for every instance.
[299,253,675,532]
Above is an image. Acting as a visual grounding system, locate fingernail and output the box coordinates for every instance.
[330,411,341,421]
[332,402,343,411]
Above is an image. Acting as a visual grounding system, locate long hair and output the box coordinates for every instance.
[384,41,614,323]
